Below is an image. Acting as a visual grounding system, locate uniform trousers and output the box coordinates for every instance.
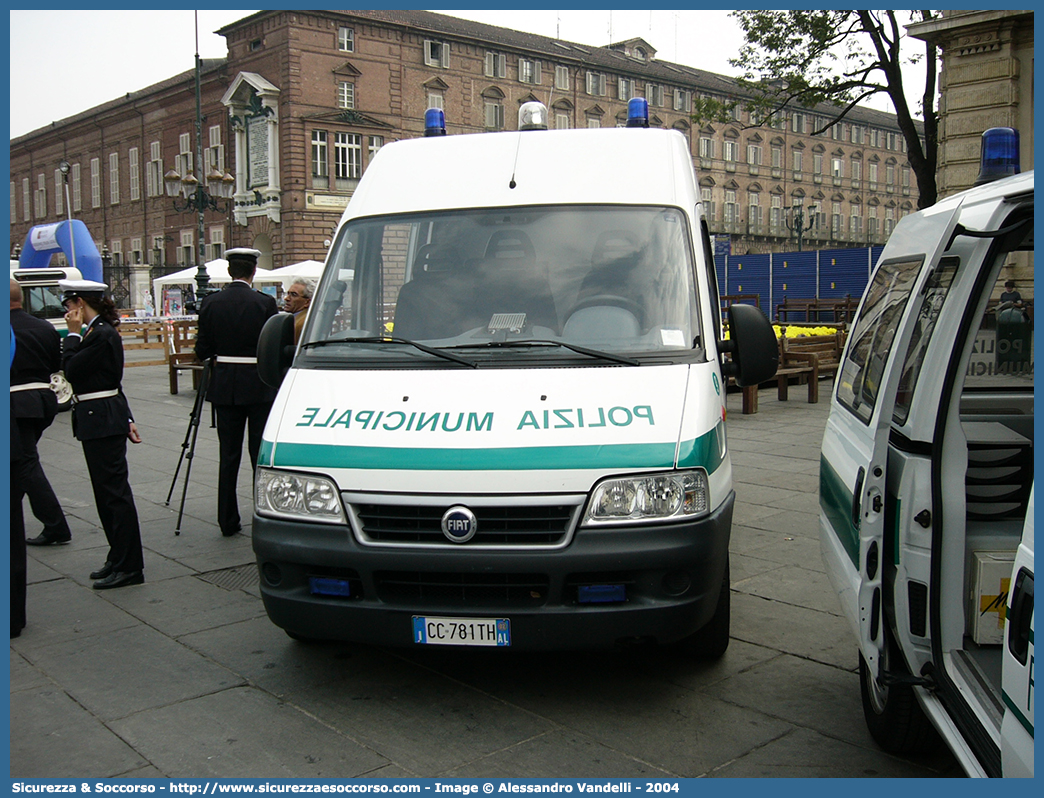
[14,416,71,540]
[82,434,145,573]
[214,402,272,534]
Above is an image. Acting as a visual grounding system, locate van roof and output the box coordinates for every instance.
[340,127,697,222]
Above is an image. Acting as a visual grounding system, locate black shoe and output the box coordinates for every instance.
[90,561,114,580]
[26,532,72,546]
[93,571,144,590]
[221,525,242,537]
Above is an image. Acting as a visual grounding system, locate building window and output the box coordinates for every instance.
[586,71,606,96]
[770,195,783,229]
[813,153,824,176]
[208,227,225,262]
[130,238,142,265]
[312,130,329,188]
[673,88,691,112]
[109,240,122,267]
[850,210,862,236]
[792,150,803,174]
[771,146,783,170]
[747,144,762,166]
[555,65,570,91]
[71,163,82,212]
[109,152,120,205]
[205,125,224,182]
[335,132,362,183]
[177,133,193,180]
[831,157,844,178]
[485,101,504,131]
[886,162,896,191]
[618,77,634,101]
[485,52,507,78]
[868,162,879,189]
[338,26,354,52]
[368,136,384,163]
[748,193,762,227]
[129,147,140,202]
[338,81,355,110]
[519,58,541,85]
[554,112,570,130]
[723,140,738,163]
[34,174,46,218]
[852,126,866,145]
[699,137,714,159]
[90,158,101,209]
[427,92,444,110]
[701,187,715,223]
[147,141,162,198]
[586,116,601,129]
[884,207,895,235]
[646,83,664,107]
[179,229,194,266]
[831,202,843,236]
[54,170,64,216]
[723,190,738,224]
[851,159,862,183]
[424,40,450,68]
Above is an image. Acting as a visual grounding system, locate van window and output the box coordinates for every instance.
[893,257,959,424]
[836,256,923,424]
[305,205,700,363]
[22,285,66,321]
[965,264,1034,388]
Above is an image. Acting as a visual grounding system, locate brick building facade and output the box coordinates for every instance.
[10,10,919,309]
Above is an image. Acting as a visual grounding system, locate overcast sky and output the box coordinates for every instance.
[9,9,907,140]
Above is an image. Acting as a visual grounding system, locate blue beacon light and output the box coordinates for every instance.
[975,127,1020,185]
[626,97,649,128]
[424,108,447,137]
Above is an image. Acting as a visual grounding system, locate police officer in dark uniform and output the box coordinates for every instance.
[194,248,278,536]
[10,278,73,546]
[61,279,146,589]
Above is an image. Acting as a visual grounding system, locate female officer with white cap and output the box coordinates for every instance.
[60,279,145,589]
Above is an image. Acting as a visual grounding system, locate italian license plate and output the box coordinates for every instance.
[412,616,511,646]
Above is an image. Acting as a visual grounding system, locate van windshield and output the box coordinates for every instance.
[301,206,700,363]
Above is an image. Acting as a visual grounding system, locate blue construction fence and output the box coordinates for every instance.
[714,245,885,323]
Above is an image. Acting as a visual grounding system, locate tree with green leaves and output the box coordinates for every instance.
[693,10,939,208]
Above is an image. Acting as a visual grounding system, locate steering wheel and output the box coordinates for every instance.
[566,294,644,326]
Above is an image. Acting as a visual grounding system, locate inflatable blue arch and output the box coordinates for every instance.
[18,220,103,282]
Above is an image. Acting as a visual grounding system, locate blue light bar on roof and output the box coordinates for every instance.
[975,127,1020,185]
[626,97,649,128]
[424,108,446,137]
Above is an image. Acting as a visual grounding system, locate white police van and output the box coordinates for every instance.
[253,100,777,656]
[819,128,1033,776]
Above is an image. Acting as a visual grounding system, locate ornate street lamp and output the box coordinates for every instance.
[785,203,816,252]
[57,159,77,271]
[164,12,236,306]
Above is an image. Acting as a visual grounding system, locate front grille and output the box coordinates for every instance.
[352,502,577,546]
[375,571,549,608]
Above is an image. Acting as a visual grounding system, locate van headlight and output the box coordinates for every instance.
[582,470,710,526]
[255,468,345,524]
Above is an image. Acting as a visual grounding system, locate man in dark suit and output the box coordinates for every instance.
[195,248,278,536]
[10,279,73,547]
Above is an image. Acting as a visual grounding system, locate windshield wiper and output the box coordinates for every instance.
[302,336,478,368]
[449,339,640,366]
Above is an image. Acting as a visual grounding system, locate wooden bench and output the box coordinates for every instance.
[118,321,170,367]
[168,320,205,395]
[776,296,858,325]
[777,331,846,403]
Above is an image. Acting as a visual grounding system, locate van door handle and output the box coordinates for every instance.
[852,466,865,526]
[1007,567,1034,665]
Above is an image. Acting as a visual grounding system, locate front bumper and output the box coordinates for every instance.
[252,492,733,650]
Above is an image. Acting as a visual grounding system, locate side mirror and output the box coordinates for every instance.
[720,303,778,387]
[257,313,295,388]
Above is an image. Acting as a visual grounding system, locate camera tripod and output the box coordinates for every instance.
[165,360,213,535]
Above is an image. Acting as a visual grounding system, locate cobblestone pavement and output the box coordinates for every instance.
[10,365,961,778]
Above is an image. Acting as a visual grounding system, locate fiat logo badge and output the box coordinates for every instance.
[441,506,477,543]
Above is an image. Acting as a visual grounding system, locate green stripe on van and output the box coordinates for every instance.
[265,429,723,473]
[820,454,859,567]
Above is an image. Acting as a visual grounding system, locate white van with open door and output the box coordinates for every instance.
[819,128,1033,776]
